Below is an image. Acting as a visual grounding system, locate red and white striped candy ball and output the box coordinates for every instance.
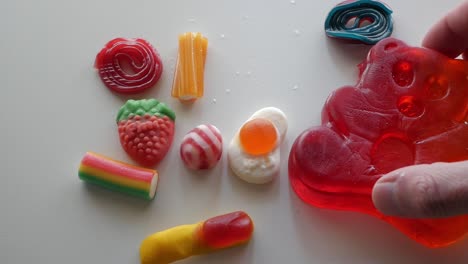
[180,124,223,170]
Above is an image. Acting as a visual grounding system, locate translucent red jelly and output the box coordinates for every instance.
[95,38,163,94]
[289,38,468,248]
[199,211,254,249]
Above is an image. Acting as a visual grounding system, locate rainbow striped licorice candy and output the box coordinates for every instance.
[78,152,159,200]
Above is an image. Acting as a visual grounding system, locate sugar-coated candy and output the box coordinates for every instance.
[95,38,163,94]
[171,32,208,102]
[140,211,253,264]
[228,107,288,184]
[79,152,159,200]
[289,38,468,248]
[180,124,223,170]
[117,99,176,167]
[324,0,393,44]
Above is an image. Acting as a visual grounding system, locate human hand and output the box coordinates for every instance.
[372,1,468,218]
[422,0,468,59]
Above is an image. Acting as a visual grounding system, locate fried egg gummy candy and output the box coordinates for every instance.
[79,152,159,200]
[288,38,468,248]
[171,32,208,102]
[228,107,288,184]
[140,211,254,264]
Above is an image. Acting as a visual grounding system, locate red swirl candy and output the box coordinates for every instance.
[95,38,163,94]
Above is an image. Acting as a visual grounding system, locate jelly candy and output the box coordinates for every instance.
[324,0,393,44]
[171,32,208,102]
[95,38,163,94]
[140,211,253,264]
[289,38,468,248]
[228,107,288,184]
[117,99,176,167]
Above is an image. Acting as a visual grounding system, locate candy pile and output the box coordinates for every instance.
[76,5,468,264]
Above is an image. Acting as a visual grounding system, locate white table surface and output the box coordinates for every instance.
[2,0,468,263]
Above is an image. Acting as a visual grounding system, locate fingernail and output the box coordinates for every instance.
[372,172,403,216]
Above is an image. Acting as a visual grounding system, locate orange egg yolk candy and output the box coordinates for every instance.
[239,118,278,155]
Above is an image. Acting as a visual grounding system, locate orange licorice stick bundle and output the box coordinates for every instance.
[171,32,208,102]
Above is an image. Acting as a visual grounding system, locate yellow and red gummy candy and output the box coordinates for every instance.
[171,32,208,102]
[78,152,159,200]
[140,211,254,264]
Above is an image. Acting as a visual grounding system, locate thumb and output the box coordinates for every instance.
[372,161,468,218]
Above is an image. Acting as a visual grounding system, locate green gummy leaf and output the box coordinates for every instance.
[141,99,157,111]
[155,104,176,121]
[116,99,176,122]
[126,100,139,111]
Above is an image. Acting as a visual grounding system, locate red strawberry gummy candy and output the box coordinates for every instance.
[117,99,176,167]
[289,38,468,248]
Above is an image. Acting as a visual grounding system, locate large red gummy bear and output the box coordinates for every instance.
[289,38,468,248]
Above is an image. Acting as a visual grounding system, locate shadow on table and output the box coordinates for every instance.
[288,185,468,264]
[81,183,153,212]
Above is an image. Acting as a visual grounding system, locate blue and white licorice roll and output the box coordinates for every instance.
[324,0,393,45]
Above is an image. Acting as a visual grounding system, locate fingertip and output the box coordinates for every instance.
[422,1,468,58]
[373,162,468,218]
[422,18,466,58]
[373,169,413,216]
[373,166,430,218]
[372,177,400,216]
